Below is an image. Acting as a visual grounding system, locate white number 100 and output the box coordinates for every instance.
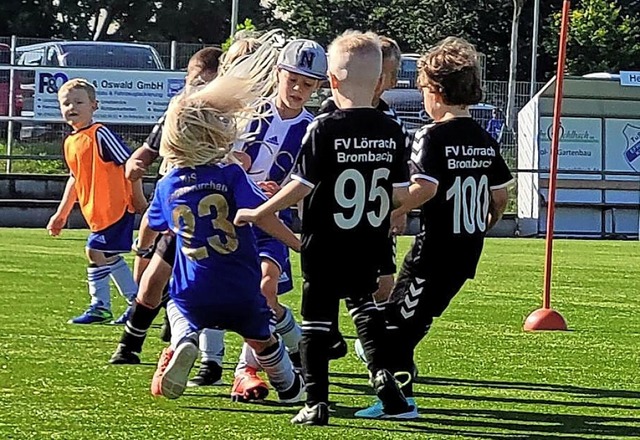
[446,175,490,234]
[334,168,390,230]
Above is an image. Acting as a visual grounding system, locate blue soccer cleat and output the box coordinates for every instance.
[68,307,113,325]
[110,305,133,325]
[354,397,419,419]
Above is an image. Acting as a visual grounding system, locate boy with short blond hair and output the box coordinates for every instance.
[319,34,410,360]
[235,30,413,425]
[48,78,145,325]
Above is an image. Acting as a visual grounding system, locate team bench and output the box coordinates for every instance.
[538,177,640,238]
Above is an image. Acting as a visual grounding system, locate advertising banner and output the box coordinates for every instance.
[34,68,185,123]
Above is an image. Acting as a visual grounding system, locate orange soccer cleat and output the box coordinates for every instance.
[230,367,269,402]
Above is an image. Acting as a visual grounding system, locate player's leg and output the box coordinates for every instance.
[110,235,173,364]
[345,282,410,418]
[151,300,199,399]
[187,328,224,387]
[69,246,114,324]
[70,214,135,324]
[259,244,302,367]
[290,279,338,425]
[230,341,268,402]
[234,295,303,404]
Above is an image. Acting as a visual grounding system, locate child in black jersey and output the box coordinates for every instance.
[356,37,514,419]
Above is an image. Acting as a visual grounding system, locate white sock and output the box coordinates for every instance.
[199,328,225,365]
[166,300,193,349]
[235,342,261,375]
[87,265,112,311]
[255,338,294,393]
[108,256,137,302]
[275,307,301,354]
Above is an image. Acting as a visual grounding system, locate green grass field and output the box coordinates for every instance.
[0,228,639,440]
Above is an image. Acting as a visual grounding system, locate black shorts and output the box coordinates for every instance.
[300,274,378,323]
[153,234,176,266]
[388,238,468,323]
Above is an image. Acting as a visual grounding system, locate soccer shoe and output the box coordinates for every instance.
[187,361,223,387]
[277,371,306,403]
[328,336,348,360]
[290,402,329,426]
[151,347,174,397]
[372,369,410,415]
[354,397,418,419]
[68,307,113,325]
[159,339,198,399]
[230,367,269,402]
[110,305,133,325]
[109,344,140,365]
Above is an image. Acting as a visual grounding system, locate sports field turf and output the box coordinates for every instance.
[0,228,638,440]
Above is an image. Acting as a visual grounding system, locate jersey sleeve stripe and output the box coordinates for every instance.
[393,181,411,188]
[490,178,515,190]
[291,174,315,189]
[97,127,130,164]
[411,173,439,185]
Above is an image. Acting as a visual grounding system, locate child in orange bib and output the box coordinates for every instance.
[47,78,146,325]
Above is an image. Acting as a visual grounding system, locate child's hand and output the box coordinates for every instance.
[389,210,407,236]
[46,213,67,237]
[234,209,258,226]
[258,181,281,198]
[125,158,147,181]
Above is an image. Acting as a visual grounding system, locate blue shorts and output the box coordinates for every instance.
[86,211,135,255]
[255,209,293,295]
[175,296,276,341]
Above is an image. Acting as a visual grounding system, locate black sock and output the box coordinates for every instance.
[118,300,162,353]
[300,330,331,406]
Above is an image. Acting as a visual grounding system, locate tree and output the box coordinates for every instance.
[543,0,640,75]
[0,0,58,38]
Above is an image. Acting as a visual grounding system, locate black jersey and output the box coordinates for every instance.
[319,97,411,151]
[410,117,513,278]
[291,108,410,281]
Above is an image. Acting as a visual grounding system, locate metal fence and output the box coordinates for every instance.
[0,34,545,176]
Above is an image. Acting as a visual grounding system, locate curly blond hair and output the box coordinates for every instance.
[160,35,282,169]
[417,37,482,106]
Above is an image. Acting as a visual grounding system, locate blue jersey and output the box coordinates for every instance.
[233,101,313,185]
[147,163,268,306]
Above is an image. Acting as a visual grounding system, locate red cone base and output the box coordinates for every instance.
[523,308,568,331]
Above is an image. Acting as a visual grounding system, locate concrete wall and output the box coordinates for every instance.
[0,174,518,236]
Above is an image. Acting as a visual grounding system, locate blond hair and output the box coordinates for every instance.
[58,78,96,102]
[328,31,382,90]
[160,34,282,169]
[380,36,401,65]
[417,36,482,106]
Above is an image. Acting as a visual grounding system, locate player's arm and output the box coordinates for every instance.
[487,188,509,231]
[253,212,301,253]
[131,179,148,214]
[235,180,311,225]
[392,178,438,216]
[486,144,514,231]
[47,175,77,236]
[126,115,164,181]
[126,146,159,181]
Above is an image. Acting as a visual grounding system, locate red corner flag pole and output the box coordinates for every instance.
[524,0,570,331]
